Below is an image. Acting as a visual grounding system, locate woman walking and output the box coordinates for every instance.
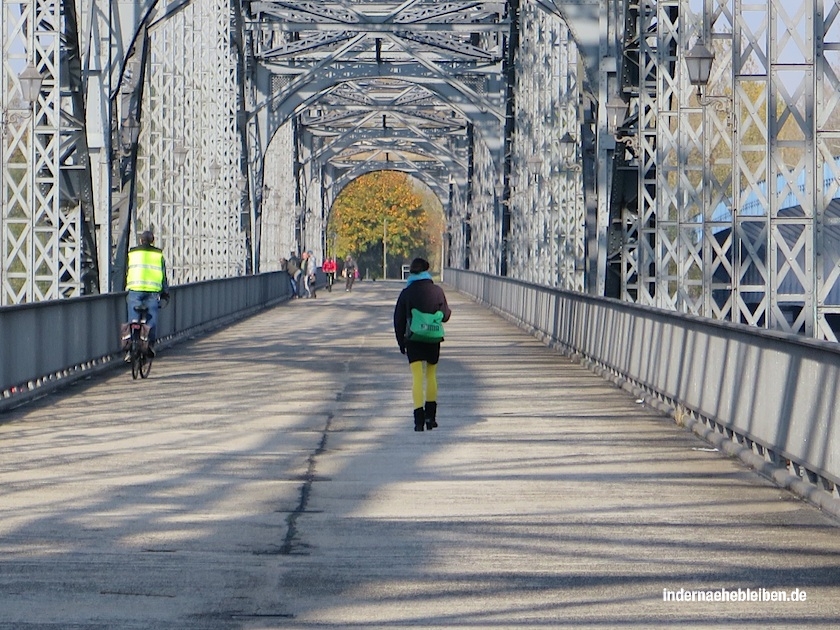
[343,255,357,291]
[393,258,452,431]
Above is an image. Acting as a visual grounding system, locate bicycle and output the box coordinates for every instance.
[127,305,153,380]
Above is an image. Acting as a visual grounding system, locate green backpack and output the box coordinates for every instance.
[407,308,445,343]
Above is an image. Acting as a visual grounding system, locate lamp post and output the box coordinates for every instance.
[605,96,627,136]
[18,63,44,106]
[173,142,188,169]
[119,117,140,152]
[685,41,715,92]
[557,131,580,171]
[684,40,732,126]
[2,65,43,136]
[207,160,221,180]
[526,154,543,182]
[494,181,505,274]
[605,95,641,156]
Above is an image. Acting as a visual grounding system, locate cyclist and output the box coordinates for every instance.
[125,230,169,358]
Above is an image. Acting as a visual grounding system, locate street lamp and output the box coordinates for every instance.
[605,95,627,136]
[18,63,44,105]
[2,64,42,135]
[685,41,715,91]
[120,117,141,151]
[382,217,388,279]
[684,40,732,127]
[606,95,641,154]
[526,154,543,181]
[557,131,578,168]
[173,142,188,169]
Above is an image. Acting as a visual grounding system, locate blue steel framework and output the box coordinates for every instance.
[3,1,840,340]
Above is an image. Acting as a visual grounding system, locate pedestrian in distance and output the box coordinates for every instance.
[343,255,357,291]
[125,230,169,359]
[322,257,337,292]
[393,257,451,431]
[302,250,318,298]
[287,250,301,298]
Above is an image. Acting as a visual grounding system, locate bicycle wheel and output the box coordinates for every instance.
[131,341,141,380]
[139,351,152,378]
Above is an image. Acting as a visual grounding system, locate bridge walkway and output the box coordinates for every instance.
[1,282,839,628]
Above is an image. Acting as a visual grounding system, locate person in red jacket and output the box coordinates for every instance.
[322,257,337,291]
[393,258,452,431]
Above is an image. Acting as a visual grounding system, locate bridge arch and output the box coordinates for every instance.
[6,1,840,339]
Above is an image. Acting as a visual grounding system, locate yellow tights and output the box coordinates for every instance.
[410,361,437,409]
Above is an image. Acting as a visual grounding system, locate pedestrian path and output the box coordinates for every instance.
[1,281,839,629]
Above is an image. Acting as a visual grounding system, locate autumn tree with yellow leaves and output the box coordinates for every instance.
[329,170,443,279]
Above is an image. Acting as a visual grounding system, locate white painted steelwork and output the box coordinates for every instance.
[3,0,840,342]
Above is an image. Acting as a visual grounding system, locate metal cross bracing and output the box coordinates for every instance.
[505,0,586,290]
[126,0,247,286]
[1,0,97,304]
[604,0,840,340]
[246,0,510,261]
[1,0,248,302]
[6,0,840,345]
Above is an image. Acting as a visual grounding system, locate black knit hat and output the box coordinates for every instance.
[409,257,429,274]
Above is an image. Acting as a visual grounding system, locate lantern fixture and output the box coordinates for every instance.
[173,143,188,168]
[685,41,715,89]
[18,63,44,105]
[605,96,627,136]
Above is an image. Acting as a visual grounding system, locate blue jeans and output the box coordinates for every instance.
[126,291,160,344]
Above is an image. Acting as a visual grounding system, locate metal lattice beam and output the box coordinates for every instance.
[243,0,511,256]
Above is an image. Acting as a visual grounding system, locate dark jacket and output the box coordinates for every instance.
[394,278,451,348]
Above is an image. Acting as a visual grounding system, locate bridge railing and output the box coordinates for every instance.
[0,272,293,411]
[446,268,840,505]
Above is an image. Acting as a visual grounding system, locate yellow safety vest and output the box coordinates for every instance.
[126,248,165,292]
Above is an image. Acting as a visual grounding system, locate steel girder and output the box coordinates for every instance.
[243,1,511,261]
[0,0,247,297]
[1,0,100,304]
[533,0,599,90]
[502,0,587,289]
[7,0,837,344]
[113,1,248,286]
[601,0,840,340]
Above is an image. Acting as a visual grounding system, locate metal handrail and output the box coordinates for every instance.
[0,272,293,411]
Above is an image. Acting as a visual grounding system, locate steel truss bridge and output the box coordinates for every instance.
[4,0,840,340]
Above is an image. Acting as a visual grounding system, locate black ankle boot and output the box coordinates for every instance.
[424,401,438,430]
[413,408,425,432]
